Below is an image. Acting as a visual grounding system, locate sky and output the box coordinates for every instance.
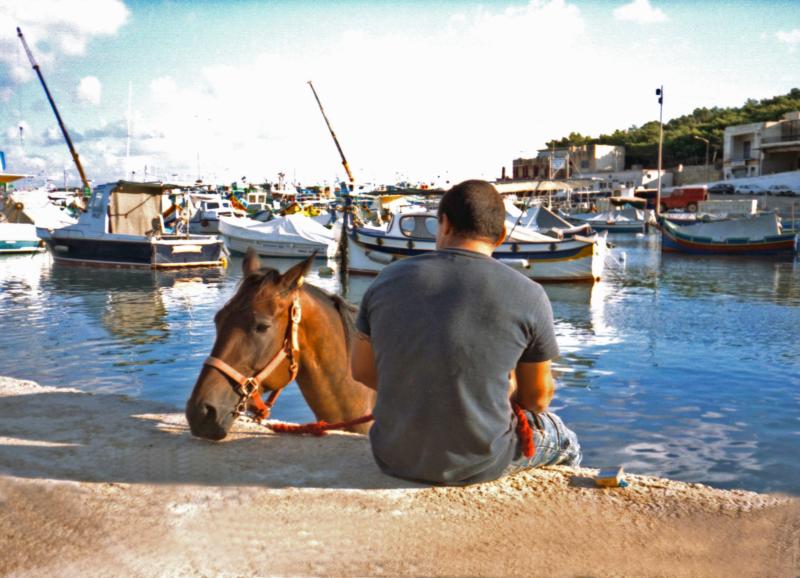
[0,0,798,188]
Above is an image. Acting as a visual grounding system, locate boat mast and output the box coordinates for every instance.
[307,80,353,295]
[307,81,355,192]
[17,27,91,195]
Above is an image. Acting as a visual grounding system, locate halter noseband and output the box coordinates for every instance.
[203,294,302,420]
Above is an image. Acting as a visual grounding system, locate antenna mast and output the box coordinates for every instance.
[17,27,91,194]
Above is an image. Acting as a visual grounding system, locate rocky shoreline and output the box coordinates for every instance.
[0,376,797,577]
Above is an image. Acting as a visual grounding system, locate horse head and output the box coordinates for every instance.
[186,249,313,440]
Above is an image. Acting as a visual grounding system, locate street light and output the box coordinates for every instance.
[655,86,664,216]
[693,135,710,184]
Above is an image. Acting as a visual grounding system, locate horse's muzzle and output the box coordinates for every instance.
[186,399,234,440]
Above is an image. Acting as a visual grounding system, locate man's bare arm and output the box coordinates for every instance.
[513,360,555,413]
[351,331,378,391]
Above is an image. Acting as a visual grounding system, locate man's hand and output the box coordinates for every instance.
[513,360,555,413]
[351,331,378,391]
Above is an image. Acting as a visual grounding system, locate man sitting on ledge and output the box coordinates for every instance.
[351,179,581,486]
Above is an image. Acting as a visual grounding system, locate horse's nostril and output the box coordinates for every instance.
[203,403,217,423]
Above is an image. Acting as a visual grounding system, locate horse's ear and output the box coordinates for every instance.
[280,252,316,292]
[243,247,261,277]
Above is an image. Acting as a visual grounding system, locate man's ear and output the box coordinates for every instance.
[280,252,315,292]
[439,213,452,236]
[495,225,508,247]
[243,247,261,276]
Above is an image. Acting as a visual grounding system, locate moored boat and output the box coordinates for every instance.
[1,174,75,254]
[219,213,338,258]
[565,207,646,233]
[347,208,606,281]
[660,212,798,255]
[38,181,227,269]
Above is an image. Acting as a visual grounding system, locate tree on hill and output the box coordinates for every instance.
[545,89,800,168]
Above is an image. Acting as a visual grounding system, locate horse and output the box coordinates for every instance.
[186,249,376,440]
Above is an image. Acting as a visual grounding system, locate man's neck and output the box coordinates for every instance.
[438,237,496,257]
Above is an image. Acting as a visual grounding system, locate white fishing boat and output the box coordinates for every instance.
[565,207,646,233]
[347,207,606,282]
[219,213,338,258]
[187,193,244,234]
[1,175,76,253]
[38,181,227,269]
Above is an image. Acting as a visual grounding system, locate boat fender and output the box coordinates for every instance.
[365,250,395,265]
[550,243,557,251]
[201,219,209,228]
[407,240,414,250]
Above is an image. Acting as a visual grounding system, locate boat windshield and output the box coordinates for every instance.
[399,215,438,239]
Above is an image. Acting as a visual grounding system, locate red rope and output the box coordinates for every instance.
[263,402,535,461]
[267,414,374,436]
[513,402,535,459]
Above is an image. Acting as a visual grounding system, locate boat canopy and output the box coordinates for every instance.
[667,212,782,242]
[0,173,30,185]
[222,213,335,245]
[107,181,176,236]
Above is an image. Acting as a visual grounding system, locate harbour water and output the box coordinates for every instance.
[0,235,798,494]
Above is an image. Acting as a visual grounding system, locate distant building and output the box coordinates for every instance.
[723,111,800,179]
[512,144,625,180]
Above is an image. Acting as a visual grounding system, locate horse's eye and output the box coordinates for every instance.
[255,322,270,333]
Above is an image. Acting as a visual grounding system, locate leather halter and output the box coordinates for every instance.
[203,294,302,419]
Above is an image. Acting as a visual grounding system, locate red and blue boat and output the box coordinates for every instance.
[660,212,798,256]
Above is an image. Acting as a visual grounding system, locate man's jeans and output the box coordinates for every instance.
[507,410,581,472]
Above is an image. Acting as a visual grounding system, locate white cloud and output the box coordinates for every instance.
[776,29,800,50]
[78,76,101,105]
[613,0,667,24]
[0,0,129,85]
[116,0,591,186]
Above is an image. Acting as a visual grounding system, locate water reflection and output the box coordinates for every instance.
[43,264,227,347]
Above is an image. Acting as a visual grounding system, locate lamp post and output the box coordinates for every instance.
[693,135,710,184]
[655,86,664,216]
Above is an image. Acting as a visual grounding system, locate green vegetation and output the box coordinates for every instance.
[546,89,800,168]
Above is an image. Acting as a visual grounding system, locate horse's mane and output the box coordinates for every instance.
[226,268,357,351]
[303,283,358,352]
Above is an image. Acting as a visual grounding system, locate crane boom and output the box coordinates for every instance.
[17,27,91,194]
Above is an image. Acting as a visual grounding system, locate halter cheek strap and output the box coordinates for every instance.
[203,295,302,420]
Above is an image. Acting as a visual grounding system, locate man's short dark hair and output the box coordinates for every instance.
[437,179,505,241]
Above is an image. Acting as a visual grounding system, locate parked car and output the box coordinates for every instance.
[734,184,765,196]
[659,185,708,212]
[766,184,794,196]
[707,183,735,195]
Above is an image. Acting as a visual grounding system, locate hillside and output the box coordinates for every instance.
[546,89,800,169]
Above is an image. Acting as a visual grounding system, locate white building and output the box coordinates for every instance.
[723,111,800,180]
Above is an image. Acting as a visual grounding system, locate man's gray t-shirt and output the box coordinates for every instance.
[355,248,559,485]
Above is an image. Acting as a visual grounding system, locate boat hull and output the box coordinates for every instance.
[0,239,45,254]
[347,228,605,281]
[223,232,333,259]
[660,220,798,256]
[0,223,46,254]
[42,234,227,269]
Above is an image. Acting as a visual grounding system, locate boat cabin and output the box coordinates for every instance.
[83,181,184,237]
